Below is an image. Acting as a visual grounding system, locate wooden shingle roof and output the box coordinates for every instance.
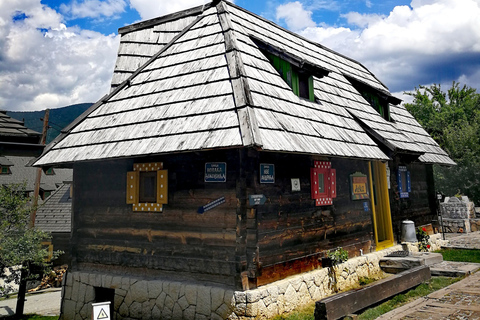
[35,183,72,233]
[0,111,41,142]
[1,155,72,192]
[33,0,454,167]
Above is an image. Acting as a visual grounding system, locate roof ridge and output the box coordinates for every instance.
[216,1,263,148]
[118,1,217,35]
[33,12,209,167]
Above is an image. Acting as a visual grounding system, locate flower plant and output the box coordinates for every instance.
[416,227,431,252]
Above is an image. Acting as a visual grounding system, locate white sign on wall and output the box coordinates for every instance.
[386,166,391,189]
[92,301,111,320]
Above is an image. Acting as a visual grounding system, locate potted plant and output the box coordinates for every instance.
[322,247,349,267]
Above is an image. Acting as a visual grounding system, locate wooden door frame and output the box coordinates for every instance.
[368,161,394,250]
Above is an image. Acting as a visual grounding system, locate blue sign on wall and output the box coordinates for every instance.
[205,162,227,182]
[363,201,369,212]
[249,194,267,206]
[260,163,275,184]
[198,197,226,214]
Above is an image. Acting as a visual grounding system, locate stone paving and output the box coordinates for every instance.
[377,232,480,320]
[377,270,480,320]
[443,231,480,249]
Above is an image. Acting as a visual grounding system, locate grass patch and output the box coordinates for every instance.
[358,276,377,286]
[357,276,461,320]
[435,248,480,263]
[271,303,315,320]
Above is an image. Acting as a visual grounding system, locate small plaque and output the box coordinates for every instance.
[205,162,226,182]
[260,164,275,183]
[249,194,266,206]
[363,201,369,211]
[92,302,111,320]
[291,178,301,191]
[350,172,370,200]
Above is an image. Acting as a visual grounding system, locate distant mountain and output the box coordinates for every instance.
[7,103,92,144]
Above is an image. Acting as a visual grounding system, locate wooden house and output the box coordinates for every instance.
[33,1,454,318]
[0,110,43,157]
[1,111,73,268]
[35,183,73,266]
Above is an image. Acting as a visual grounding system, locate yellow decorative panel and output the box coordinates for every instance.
[126,171,139,204]
[157,169,168,204]
[127,163,167,212]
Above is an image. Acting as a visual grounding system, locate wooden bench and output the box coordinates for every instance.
[314,265,431,320]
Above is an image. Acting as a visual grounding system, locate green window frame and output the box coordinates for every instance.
[362,91,390,121]
[267,54,315,102]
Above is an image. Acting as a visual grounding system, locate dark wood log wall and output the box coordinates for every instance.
[72,148,436,289]
[51,233,71,266]
[388,162,436,239]
[254,154,374,286]
[72,150,242,288]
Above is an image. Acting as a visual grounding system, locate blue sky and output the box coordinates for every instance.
[1,0,479,111]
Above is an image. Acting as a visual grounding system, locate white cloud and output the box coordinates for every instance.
[0,0,119,111]
[341,12,385,28]
[300,26,356,50]
[60,0,127,20]
[297,0,480,93]
[276,1,316,31]
[129,0,211,20]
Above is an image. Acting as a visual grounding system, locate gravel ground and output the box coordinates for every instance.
[0,289,61,318]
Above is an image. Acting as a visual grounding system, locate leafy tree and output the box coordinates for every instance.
[0,183,60,313]
[404,82,480,203]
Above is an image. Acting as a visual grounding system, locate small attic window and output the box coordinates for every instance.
[45,167,55,175]
[1,166,11,174]
[345,75,401,122]
[251,36,329,102]
[362,91,390,121]
[266,53,315,101]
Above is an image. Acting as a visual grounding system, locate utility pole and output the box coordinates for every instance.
[30,108,50,228]
[17,109,50,317]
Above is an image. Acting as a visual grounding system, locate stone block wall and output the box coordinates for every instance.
[440,196,476,233]
[60,235,446,320]
[441,197,475,220]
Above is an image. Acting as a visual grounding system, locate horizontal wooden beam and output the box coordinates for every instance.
[314,265,431,320]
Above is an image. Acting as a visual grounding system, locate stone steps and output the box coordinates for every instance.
[380,251,480,277]
[379,252,443,274]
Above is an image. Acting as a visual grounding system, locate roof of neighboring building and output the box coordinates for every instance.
[35,183,72,233]
[33,0,455,167]
[0,110,41,143]
[1,155,72,192]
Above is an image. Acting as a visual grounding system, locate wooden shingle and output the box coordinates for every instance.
[33,0,454,167]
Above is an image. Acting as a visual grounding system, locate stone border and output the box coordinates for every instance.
[60,235,446,320]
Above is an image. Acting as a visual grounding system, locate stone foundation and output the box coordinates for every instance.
[60,235,446,320]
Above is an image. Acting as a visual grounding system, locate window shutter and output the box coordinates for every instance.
[330,169,337,198]
[310,168,320,200]
[291,68,299,96]
[157,170,168,204]
[308,75,315,101]
[406,170,411,192]
[126,171,139,204]
[397,169,402,192]
[311,161,335,206]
